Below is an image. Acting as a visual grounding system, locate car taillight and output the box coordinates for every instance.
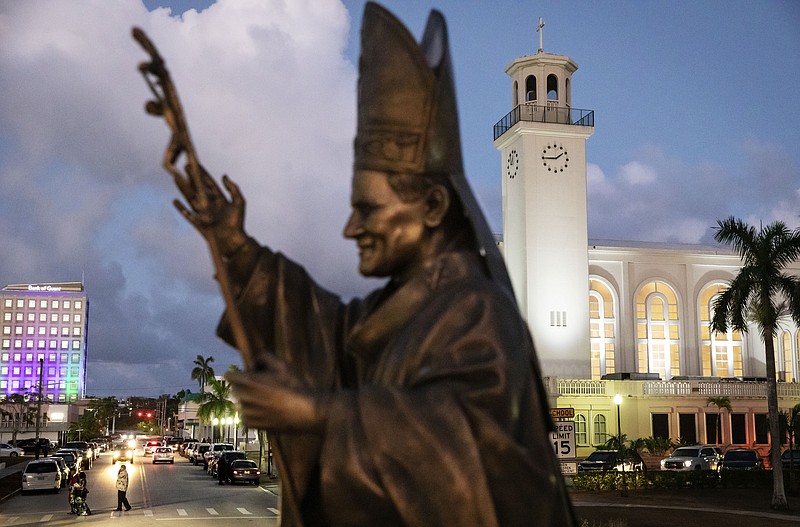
[232,470,239,475]
[255,471,261,475]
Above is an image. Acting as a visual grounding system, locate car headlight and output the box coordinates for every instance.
[684,460,692,467]
[660,460,666,468]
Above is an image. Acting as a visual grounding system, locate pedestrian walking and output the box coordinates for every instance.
[115,464,131,511]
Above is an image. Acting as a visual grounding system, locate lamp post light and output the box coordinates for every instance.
[613,394,627,496]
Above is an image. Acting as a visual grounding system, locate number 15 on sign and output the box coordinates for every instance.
[550,421,575,458]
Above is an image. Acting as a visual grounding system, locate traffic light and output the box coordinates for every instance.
[136,410,154,419]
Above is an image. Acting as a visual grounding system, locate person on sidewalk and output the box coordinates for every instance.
[67,471,80,514]
[115,464,131,511]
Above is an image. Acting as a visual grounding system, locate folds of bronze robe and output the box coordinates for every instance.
[219,247,577,527]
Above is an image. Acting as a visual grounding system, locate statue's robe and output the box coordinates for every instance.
[219,246,577,527]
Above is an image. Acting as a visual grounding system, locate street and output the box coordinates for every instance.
[0,448,280,526]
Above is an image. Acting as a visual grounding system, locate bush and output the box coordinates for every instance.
[572,470,723,491]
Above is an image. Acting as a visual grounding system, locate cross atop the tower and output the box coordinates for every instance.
[536,17,544,53]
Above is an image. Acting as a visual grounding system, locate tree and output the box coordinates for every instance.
[780,403,800,494]
[706,396,732,445]
[196,377,235,442]
[0,393,36,445]
[711,217,800,511]
[191,355,216,393]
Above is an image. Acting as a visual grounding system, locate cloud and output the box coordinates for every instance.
[619,161,657,185]
[0,0,362,397]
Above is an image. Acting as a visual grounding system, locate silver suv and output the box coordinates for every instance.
[660,445,721,471]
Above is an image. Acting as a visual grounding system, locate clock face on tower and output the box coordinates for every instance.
[541,143,569,172]
[506,149,519,179]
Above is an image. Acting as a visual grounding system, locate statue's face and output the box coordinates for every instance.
[344,170,429,278]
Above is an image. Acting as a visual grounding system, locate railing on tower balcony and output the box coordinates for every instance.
[551,377,800,399]
[493,101,594,140]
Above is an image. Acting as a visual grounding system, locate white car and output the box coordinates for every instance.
[0,443,23,457]
[661,446,721,471]
[21,459,61,494]
[152,447,174,464]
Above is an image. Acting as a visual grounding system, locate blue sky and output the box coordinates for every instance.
[1,0,798,396]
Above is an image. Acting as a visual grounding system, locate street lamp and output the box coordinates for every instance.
[613,394,627,496]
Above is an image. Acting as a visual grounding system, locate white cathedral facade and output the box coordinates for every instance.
[492,40,800,458]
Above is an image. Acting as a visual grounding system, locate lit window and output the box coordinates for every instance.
[27,313,35,322]
[48,367,55,376]
[593,414,607,445]
[28,300,35,308]
[24,367,32,375]
[25,340,33,349]
[16,299,23,308]
[36,353,43,361]
[25,353,32,361]
[72,341,80,350]
[1,353,7,361]
[63,300,70,309]
[37,327,45,335]
[37,340,45,349]
[39,300,47,308]
[58,394,65,402]
[50,327,57,336]
[75,301,82,309]
[50,314,58,322]
[14,340,22,349]
[51,300,58,309]
[15,327,21,335]
[59,367,66,376]
[10,380,17,389]
[3,299,11,308]
[23,380,31,389]
[0,367,6,375]
[49,340,57,349]
[62,314,69,323]
[13,353,20,361]
[12,367,20,375]
[2,327,8,335]
[39,313,46,322]
[3,313,10,321]
[48,353,55,362]
[0,381,5,389]
[72,327,81,336]
[1,340,8,350]
[60,341,68,350]
[15,313,22,321]
[74,314,81,323]
[26,326,34,335]
[60,354,67,362]
[71,353,80,363]
[61,327,68,336]
[575,414,588,445]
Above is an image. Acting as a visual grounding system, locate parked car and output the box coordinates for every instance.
[112,446,135,464]
[44,456,70,487]
[228,459,262,485]
[53,449,84,474]
[210,451,247,478]
[21,459,61,494]
[144,439,163,456]
[50,451,79,479]
[179,438,198,456]
[578,449,645,472]
[202,443,234,469]
[0,443,23,457]
[16,438,53,454]
[189,443,211,465]
[782,449,800,471]
[660,445,721,471]
[62,442,93,469]
[152,447,175,464]
[720,449,763,471]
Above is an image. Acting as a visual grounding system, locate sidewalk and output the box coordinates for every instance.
[571,487,800,526]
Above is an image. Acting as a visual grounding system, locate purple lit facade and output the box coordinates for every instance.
[0,282,88,402]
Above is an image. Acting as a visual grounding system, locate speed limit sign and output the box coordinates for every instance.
[550,421,575,459]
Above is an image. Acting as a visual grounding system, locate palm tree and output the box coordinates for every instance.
[706,396,732,445]
[191,355,216,393]
[780,403,800,493]
[196,377,236,442]
[710,217,800,511]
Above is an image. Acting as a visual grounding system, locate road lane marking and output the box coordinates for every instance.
[237,508,252,515]
[206,508,219,515]
[41,515,53,521]
[144,509,154,516]
[268,507,279,515]
[177,508,188,516]
[4,517,18,525]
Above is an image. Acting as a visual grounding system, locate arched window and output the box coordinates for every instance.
[699,283,743,377]
[635,281,681,379]
[565,77,571,107]
[590,278,617,380]
[779,331,793,382]
[525,75,537,102]
[547,74,559,101]
[592,414,607,446]
[575,414,588,445]
[513,80,519,107]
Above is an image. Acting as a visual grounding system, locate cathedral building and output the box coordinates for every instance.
[492,30,800,462]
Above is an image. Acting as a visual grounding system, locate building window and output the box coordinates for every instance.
[592,414,607,445]
[63,300,71,309]
[700,283,743,377]
[652,413,670,440]
[39,313,46,322]
[16,299,23,308]
[731,413,747,444]
[679,413,697,444]
[74,314,81,323]
[39,300,47,308]
[590,278,617,380]
[755,414,769,444]
[72,327,81,336]
[636,281,681,379]
[3,313,9,321]
[575,414,588,445]
[4,299,11,308]
[777,331,794,382]
[51,300,58,309]
[50,314,58,322]
[27,313,34,322]
[75,301,82,309]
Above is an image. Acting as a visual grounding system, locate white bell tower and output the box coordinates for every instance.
[493,20,594,379]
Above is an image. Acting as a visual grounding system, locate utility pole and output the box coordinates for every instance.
[34,358,43,459]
